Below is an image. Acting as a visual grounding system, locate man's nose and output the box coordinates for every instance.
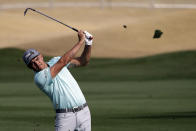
[35,61,40,65]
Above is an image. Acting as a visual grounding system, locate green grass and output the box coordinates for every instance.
[0,48,196,82]
[0,48,196,131]
[0,81,196,131]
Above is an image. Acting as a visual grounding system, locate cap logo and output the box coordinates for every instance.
[25,53,31,59]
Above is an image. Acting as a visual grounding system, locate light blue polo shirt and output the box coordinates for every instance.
[34,56,86,109]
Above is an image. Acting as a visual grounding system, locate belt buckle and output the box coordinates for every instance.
[73,107,79,113]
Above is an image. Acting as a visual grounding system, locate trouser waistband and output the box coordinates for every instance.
[56,103,88,113]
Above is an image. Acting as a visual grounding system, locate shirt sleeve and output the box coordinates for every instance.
[34,67,53,94]
[47,56,61,67]
[66,62,71,68]
[48,56,70,69]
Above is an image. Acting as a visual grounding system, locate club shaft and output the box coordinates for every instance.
[33,9,78,32]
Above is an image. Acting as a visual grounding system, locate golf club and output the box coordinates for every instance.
[24,8,78,32]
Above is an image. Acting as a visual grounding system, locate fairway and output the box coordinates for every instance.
[0,49,196,130]
[0,80,196,131]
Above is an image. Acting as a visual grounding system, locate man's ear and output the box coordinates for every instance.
[27,63,33,70]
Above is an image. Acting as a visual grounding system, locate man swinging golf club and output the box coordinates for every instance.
[23,30,93,131]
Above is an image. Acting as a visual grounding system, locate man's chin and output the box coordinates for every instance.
[34,67,42,72]
[33,65,46,72]
[38,66,47,71]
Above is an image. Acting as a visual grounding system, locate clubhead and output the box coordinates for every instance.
[24,8,29,16]
[24,8,35,16]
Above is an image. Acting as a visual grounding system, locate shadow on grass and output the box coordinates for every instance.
[1,115,54,125]
[109,112,196,119]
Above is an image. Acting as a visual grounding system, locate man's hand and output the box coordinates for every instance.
[78,30,85,42]
[84,31,93,46]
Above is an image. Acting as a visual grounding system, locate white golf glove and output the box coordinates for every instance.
[84,31,93,46]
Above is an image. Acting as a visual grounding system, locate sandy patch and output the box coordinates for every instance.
[0,8,196,58]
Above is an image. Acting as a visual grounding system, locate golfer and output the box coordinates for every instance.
[22,30,93,131]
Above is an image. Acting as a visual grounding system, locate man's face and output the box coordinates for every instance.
[29,54,46,72]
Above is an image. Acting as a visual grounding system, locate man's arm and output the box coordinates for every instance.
[68,31,93,69]
[50,30,85,78]
[68,45,91,69]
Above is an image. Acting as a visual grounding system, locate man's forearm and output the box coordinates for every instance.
[60,40,84,65]
[80,45,92,66]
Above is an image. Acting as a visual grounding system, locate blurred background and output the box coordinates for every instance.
[0,0,196,131]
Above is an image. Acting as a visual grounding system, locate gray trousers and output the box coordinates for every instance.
[55,106,91,131]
